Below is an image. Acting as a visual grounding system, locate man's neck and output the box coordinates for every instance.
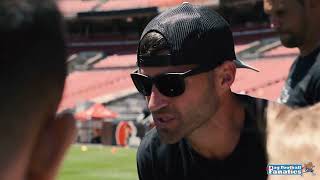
[186,93,245,160]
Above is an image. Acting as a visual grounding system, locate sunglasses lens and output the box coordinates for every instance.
[156,75,185,97]
[131,74,152,96]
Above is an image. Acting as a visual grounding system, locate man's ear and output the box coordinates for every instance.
[218,61,236,89]
[27,109,76,180]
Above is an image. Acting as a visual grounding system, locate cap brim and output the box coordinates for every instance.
[234,58,259,72]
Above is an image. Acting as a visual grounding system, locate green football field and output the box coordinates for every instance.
[58,144,138,180]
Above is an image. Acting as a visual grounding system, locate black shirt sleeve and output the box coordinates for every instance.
[283,48,320,107]
[310,69,320,104]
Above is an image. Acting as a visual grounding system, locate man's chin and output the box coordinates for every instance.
[157,130,181,144]
[280,36,301,48]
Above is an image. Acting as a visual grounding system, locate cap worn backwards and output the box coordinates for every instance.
[137,2,258,72]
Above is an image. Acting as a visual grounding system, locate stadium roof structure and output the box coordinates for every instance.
[97,0,218,12]
[58,45,298,112]
[222,0,262,7]
[58,0,219,19]
[58,0,101,18]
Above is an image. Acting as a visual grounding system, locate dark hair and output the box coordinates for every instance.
[138,31,170,56]
[0,0,67,102]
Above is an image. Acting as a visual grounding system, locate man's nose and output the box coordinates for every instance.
[147,85,169,112]
[263,0,272,15]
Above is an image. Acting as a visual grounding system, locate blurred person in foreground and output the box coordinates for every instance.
[0,0,76,179]
[264,0,320,107]
[131,3,269,180]
[266,102,320,180]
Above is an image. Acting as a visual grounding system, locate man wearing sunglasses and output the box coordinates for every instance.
[132,3,268,180]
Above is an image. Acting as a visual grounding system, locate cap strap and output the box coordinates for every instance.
[137,55,173,67]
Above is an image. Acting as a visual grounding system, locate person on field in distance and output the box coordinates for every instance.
[131,3,269,180]
[0,0,76,179]
[264,0,320,107]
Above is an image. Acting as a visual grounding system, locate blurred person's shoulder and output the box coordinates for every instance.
[310,56,320,82]
[266,102,320,168]
[303,48,320,105]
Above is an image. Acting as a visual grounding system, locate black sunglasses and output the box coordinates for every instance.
[130,65,217,97]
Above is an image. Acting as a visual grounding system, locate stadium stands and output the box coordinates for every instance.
[57,0,296,113]
[59,44,296,111]
[59,54,136,111]
[232,57,294,100]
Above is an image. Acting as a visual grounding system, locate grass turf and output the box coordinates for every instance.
[57,145,138,180]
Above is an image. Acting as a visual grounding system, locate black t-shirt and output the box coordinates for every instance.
[137,95,268,180]
[279,47,320,107]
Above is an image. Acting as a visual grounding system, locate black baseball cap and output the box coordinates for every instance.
[137,2,258,72]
